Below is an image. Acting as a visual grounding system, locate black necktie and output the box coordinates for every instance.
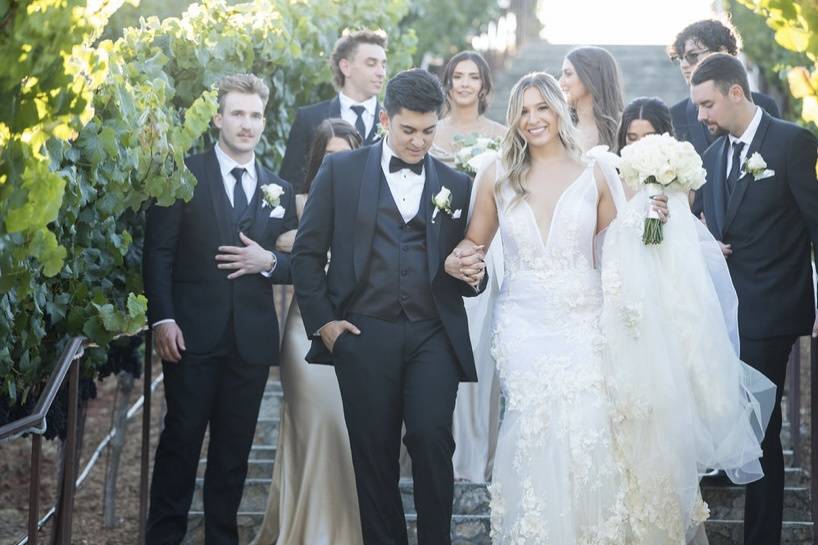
[350,105,367,139]
[231,167,248,220]
[389,155,424,175]
[725,141,745,197]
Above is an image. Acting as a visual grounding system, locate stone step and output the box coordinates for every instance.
[197,458,275,480]
[183,512,814,545]
[192,477,812,522]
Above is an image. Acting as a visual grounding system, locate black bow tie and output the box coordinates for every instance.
[389,155,424,175]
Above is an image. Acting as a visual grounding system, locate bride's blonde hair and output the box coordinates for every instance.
[498,72,583,203]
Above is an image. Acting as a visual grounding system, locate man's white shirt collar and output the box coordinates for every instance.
[339,92,377,116]
[380,138,425,177]
[729,106,763,148]
[214,142,257,182]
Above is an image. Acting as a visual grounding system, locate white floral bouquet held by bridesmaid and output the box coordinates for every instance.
[618,133,707,244]
[453,133,501,176]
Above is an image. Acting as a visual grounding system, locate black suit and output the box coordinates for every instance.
[292,143,483,545]
[279,95,382,193]
[142,147,297,545]
[697,111,818,545]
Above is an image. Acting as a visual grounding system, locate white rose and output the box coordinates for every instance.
[433,187,452,209]
[746,152,767,172]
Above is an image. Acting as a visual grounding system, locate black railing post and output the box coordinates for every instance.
[787,342,802,467]
[54,358,79,545]
[810,336,816,544]
[138,329,153,545]
[28,433,42,545]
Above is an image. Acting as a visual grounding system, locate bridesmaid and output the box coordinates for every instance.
[252,119,364,545]
[559,46,624,151]
[431,50,506,165]
[436,50,505,483]
[615,96,673,152]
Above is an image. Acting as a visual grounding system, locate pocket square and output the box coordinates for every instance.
[452,209,462,219]
[269,205,285,219]
[754,170,775,182]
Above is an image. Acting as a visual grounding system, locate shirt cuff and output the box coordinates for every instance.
[260,251,277,278]
[152,319,176,328]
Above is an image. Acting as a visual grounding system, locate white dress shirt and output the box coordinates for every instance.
[726,106,762,175]
[214,142,257,206]
[380,139,426,223]
[339,92,377,138]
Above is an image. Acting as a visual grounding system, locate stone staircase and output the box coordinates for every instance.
[486,41,690,124]
[182,371,813,545]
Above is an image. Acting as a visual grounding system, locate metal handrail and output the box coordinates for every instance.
[0,337,85,442]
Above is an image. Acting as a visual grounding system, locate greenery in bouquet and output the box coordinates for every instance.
[618,133,706,244]
[453,133,501,176]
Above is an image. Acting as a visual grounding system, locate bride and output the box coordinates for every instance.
[445,72,773,544]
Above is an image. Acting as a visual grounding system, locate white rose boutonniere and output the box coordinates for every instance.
[431,186,461,223]
[261,183,286,217]
[743,152,775,181]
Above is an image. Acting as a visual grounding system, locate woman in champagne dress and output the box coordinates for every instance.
[252,119,364,545]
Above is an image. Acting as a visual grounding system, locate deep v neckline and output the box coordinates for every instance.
[522,163,592,251]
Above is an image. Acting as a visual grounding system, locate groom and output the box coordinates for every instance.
[143,74,297,545]
[691,54,818,545]
[292,69,486,545]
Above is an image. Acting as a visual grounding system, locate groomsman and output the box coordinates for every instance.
[691,54,818,545]
[279,29,387,193]
[292,69,486,545]
[669,19,779,157]
[143,74,297,545]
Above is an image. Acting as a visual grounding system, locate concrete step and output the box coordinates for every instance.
[703,485,812,522]
[197,458,275,480]
[183,512,814,545]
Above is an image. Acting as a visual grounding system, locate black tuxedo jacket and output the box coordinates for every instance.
[671,91,779,157]
[697,111,818,339]
[291,143,484,381]
[143,148,298,365]
[279,95,382,193]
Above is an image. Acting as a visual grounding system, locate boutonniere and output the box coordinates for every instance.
[261,183,286,217]
[431,186,461,223]
[743,152,775,181]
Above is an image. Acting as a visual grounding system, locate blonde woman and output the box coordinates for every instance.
[444,72,771,544]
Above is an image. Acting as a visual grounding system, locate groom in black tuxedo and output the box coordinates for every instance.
[142,74,297,545]
[279,29,387,193]
[691,54,818,545]
[292,69,486,545]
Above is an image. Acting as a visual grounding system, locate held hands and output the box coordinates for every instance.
[216,232,274,279]
[445,243,486,289]
[155,322,186,363]
[319,320,361,353]
[650,194,670,223]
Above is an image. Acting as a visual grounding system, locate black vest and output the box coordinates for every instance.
[349,173,437,321]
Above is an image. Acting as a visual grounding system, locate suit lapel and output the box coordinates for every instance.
[204,148,233,245]
[709,137,729,239]
[723,112,772,235]
[352,145,383,281]
[686,99,710,154]
[424,156,442,281]
[366,101,382,144]
[329,95,341,118]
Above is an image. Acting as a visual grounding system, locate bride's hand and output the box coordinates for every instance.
[650,195,670,223]
[445,244,486,286]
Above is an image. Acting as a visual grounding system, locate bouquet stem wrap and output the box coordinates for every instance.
[643,182,664,245]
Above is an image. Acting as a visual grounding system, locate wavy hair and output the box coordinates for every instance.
[565,46,624,150]
[442,50,493,115]
[615,97,673,153]
[499,72,583,204]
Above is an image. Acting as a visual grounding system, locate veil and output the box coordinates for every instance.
[587,146,775,542]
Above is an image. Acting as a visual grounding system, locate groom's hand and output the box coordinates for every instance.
[319,320,361,353]
[216,232,275,279]
[154,322,186,363]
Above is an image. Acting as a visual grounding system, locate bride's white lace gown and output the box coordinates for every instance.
[489,160,632,544]
[486,153,773,545]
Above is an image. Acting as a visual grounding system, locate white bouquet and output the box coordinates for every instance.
[453,134,501,176]
[618,133,706,244]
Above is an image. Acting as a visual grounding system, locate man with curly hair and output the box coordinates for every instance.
[279,29,388,193]
[668,19,779,156]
